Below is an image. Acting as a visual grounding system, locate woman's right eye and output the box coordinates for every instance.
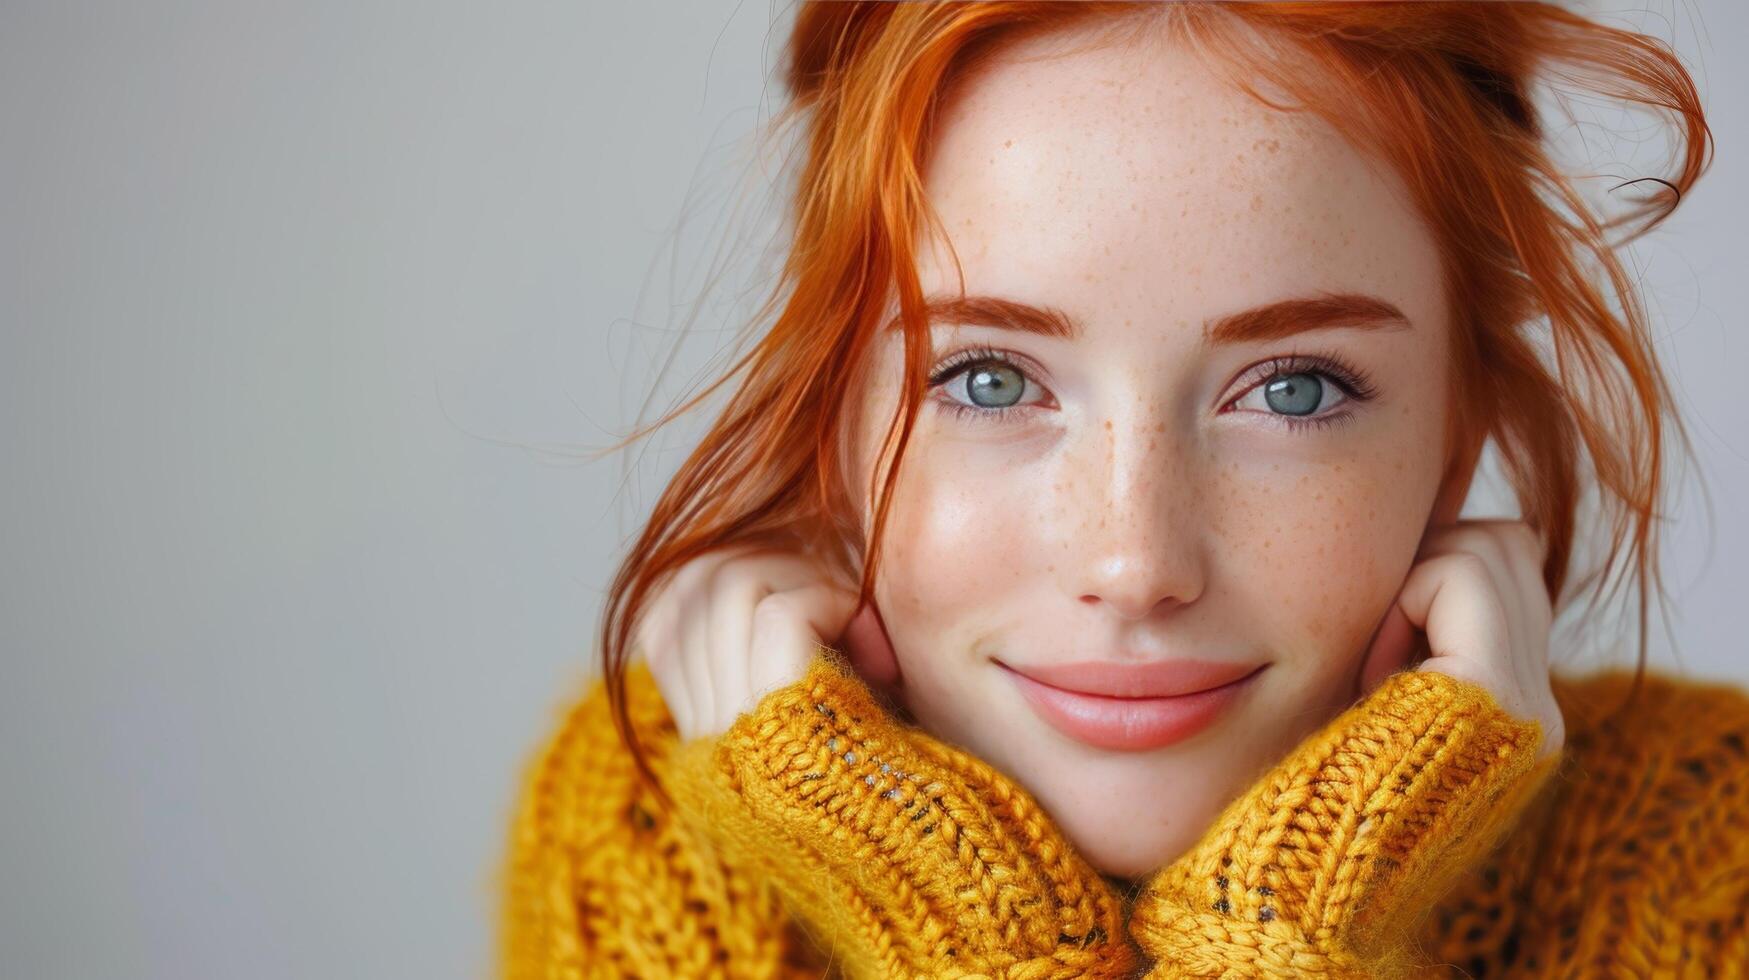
[928,352,1050,421]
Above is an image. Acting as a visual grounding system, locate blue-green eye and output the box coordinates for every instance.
[1228,353,1377,431]
[1263,372,1324,416]
[963,363,1025,408]
[925,348,1377,431]
[928,348,1048,419]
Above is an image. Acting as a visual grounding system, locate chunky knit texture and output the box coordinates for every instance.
[499,649,1749,978]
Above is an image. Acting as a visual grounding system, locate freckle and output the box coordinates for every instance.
[1250,193,1264,213]
[1004,139,1013,148]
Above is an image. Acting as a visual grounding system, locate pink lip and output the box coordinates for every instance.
[998,659,1266,751]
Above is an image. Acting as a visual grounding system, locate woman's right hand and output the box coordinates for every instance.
[634,543,872,742]
[642,542,1139,979]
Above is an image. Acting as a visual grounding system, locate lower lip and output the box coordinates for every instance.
[1002,664,1264,751]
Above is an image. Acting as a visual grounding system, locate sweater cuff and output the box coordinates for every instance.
[664,646,1139,980]
[1130,668,1560,978]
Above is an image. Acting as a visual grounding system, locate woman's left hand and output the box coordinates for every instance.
[1355,517,1566,763]
[1131,516,1569,977]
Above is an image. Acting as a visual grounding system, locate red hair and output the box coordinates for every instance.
[593,2,1712,798]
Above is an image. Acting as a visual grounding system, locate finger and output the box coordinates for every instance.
[1416,524,1524,652]
[747,582,863,705]
[635,560,695,732]
[704,552,821,734]
[1424,521,1552,681]
[1498,521,1554,621]
[1429,519,1545,604]
[1396,550,1512,679]
[1481,521,1552,670]
[676,548,747,738]
[640,604,691,738]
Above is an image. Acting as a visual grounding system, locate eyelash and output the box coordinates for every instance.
[925,345,1380,432]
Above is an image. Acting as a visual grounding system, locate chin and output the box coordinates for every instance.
[1056,798,1202,881]
[899,669,1276,884]
[978,745,1240,883]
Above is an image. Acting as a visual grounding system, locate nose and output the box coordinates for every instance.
[1065,413,1206,622]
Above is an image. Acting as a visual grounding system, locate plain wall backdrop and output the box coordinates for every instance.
[2,2,1743,977]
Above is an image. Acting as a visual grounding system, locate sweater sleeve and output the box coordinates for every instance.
[1129,667,1560,979]
[497,664,826,980]
[662,645,1143,980]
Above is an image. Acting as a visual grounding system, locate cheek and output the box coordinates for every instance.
[1211,445,1442,662]
[869,438,1047,658]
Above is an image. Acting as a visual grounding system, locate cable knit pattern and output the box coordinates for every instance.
[663,649,1139,980]
[499,650,1749,978]
[1130,670,1557,978]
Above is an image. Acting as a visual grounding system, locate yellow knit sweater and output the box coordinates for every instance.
[498,649,1749,978]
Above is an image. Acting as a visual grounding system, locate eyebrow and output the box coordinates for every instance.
[912,291,1411,343]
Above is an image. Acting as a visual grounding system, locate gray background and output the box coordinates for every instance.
[2,2,1742,978]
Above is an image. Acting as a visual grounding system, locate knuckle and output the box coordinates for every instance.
[752,589,797,622]
[630,612,665,658]
[1445,550,1491,580]
[704,550,749,592]
[667,558,706,600]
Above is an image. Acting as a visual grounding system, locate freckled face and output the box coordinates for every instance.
[846,26,1452,879]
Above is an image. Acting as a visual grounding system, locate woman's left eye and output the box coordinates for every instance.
[1224,351,1371,428]
[1229,370,1351,420]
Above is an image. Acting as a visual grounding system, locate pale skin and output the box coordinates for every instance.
[640,21,1565,881]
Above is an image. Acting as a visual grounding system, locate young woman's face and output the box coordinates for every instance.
[847,26,1455,879]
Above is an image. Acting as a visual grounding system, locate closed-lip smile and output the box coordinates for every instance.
[996,658,1267,751]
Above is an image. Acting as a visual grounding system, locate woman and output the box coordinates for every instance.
[501,3,1744,977]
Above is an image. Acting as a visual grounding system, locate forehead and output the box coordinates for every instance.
[917,22,1442,332]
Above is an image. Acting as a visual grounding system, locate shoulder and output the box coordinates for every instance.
[506,661,680,851]
[1543,666,1749,889]
[1551,665,1749,773]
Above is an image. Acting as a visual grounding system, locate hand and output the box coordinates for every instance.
[646,546,1136,978]
[1133,514,1568,978]
[1355,517,1566,763]
[635,542,901,742]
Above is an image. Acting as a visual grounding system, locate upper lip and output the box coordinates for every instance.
[997,658,1266,698]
